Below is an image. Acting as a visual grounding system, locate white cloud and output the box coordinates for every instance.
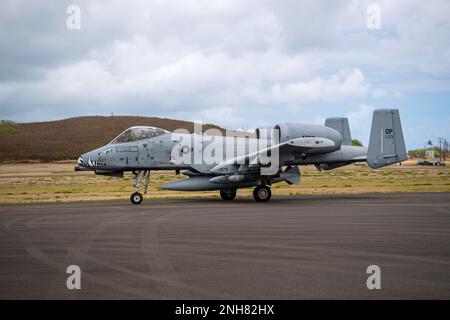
[346,104,375,144]
[0,0,449,148]
[244,68,369,104]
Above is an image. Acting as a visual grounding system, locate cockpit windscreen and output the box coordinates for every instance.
[110,127,166,144]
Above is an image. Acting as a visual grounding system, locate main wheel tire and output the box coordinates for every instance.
[130,192,143,205]
[220,189,237,201]
[253,185,271,202]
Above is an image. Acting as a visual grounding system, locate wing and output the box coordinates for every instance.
[209,137,336,174]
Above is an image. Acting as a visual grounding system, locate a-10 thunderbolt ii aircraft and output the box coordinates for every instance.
[75,109,407,204]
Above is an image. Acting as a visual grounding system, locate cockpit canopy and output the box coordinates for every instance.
[109,126,168,144]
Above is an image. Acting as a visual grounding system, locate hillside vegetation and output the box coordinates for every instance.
[0,116,225,162]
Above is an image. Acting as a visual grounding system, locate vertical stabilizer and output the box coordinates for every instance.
[367,109,407,169]
[325,117,352,145]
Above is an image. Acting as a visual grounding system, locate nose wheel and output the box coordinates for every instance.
[253,185,271,202]
[130,170,150,205]
[130,192,143,205]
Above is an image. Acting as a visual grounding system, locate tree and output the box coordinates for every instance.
[0,120,19,135]
[352,139,364,147]
[427,140,433,148]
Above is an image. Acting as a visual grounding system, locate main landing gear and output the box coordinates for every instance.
[219,185,272,202]
[130,170,150,205]
[253,185,271,202]
[220,189,237,201]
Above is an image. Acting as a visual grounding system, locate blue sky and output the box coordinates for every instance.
[0,0,449,150]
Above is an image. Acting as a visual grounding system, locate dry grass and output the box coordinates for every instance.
[0,160,449,204]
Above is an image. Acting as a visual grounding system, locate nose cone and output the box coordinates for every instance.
[77,149,100,168]
[75,153,91,171]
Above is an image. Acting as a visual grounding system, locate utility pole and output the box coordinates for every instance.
[445,140,448,160]
[443,139,448,161]
[437,138,448,161]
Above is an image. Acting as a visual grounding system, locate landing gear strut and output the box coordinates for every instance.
[253,185,271,202]
[220,189,237,201]
[130,170,150,205]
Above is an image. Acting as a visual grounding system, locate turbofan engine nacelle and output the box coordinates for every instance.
[274,123,343,150]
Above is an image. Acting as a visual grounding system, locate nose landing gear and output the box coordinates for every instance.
[130,192,143,204]
[130,170,150,204]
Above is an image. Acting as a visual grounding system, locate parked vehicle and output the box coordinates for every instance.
[417,159,446,166]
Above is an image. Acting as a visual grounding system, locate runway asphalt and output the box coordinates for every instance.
[0,192,449,299]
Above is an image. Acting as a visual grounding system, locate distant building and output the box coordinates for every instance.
[425,150,435,159]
